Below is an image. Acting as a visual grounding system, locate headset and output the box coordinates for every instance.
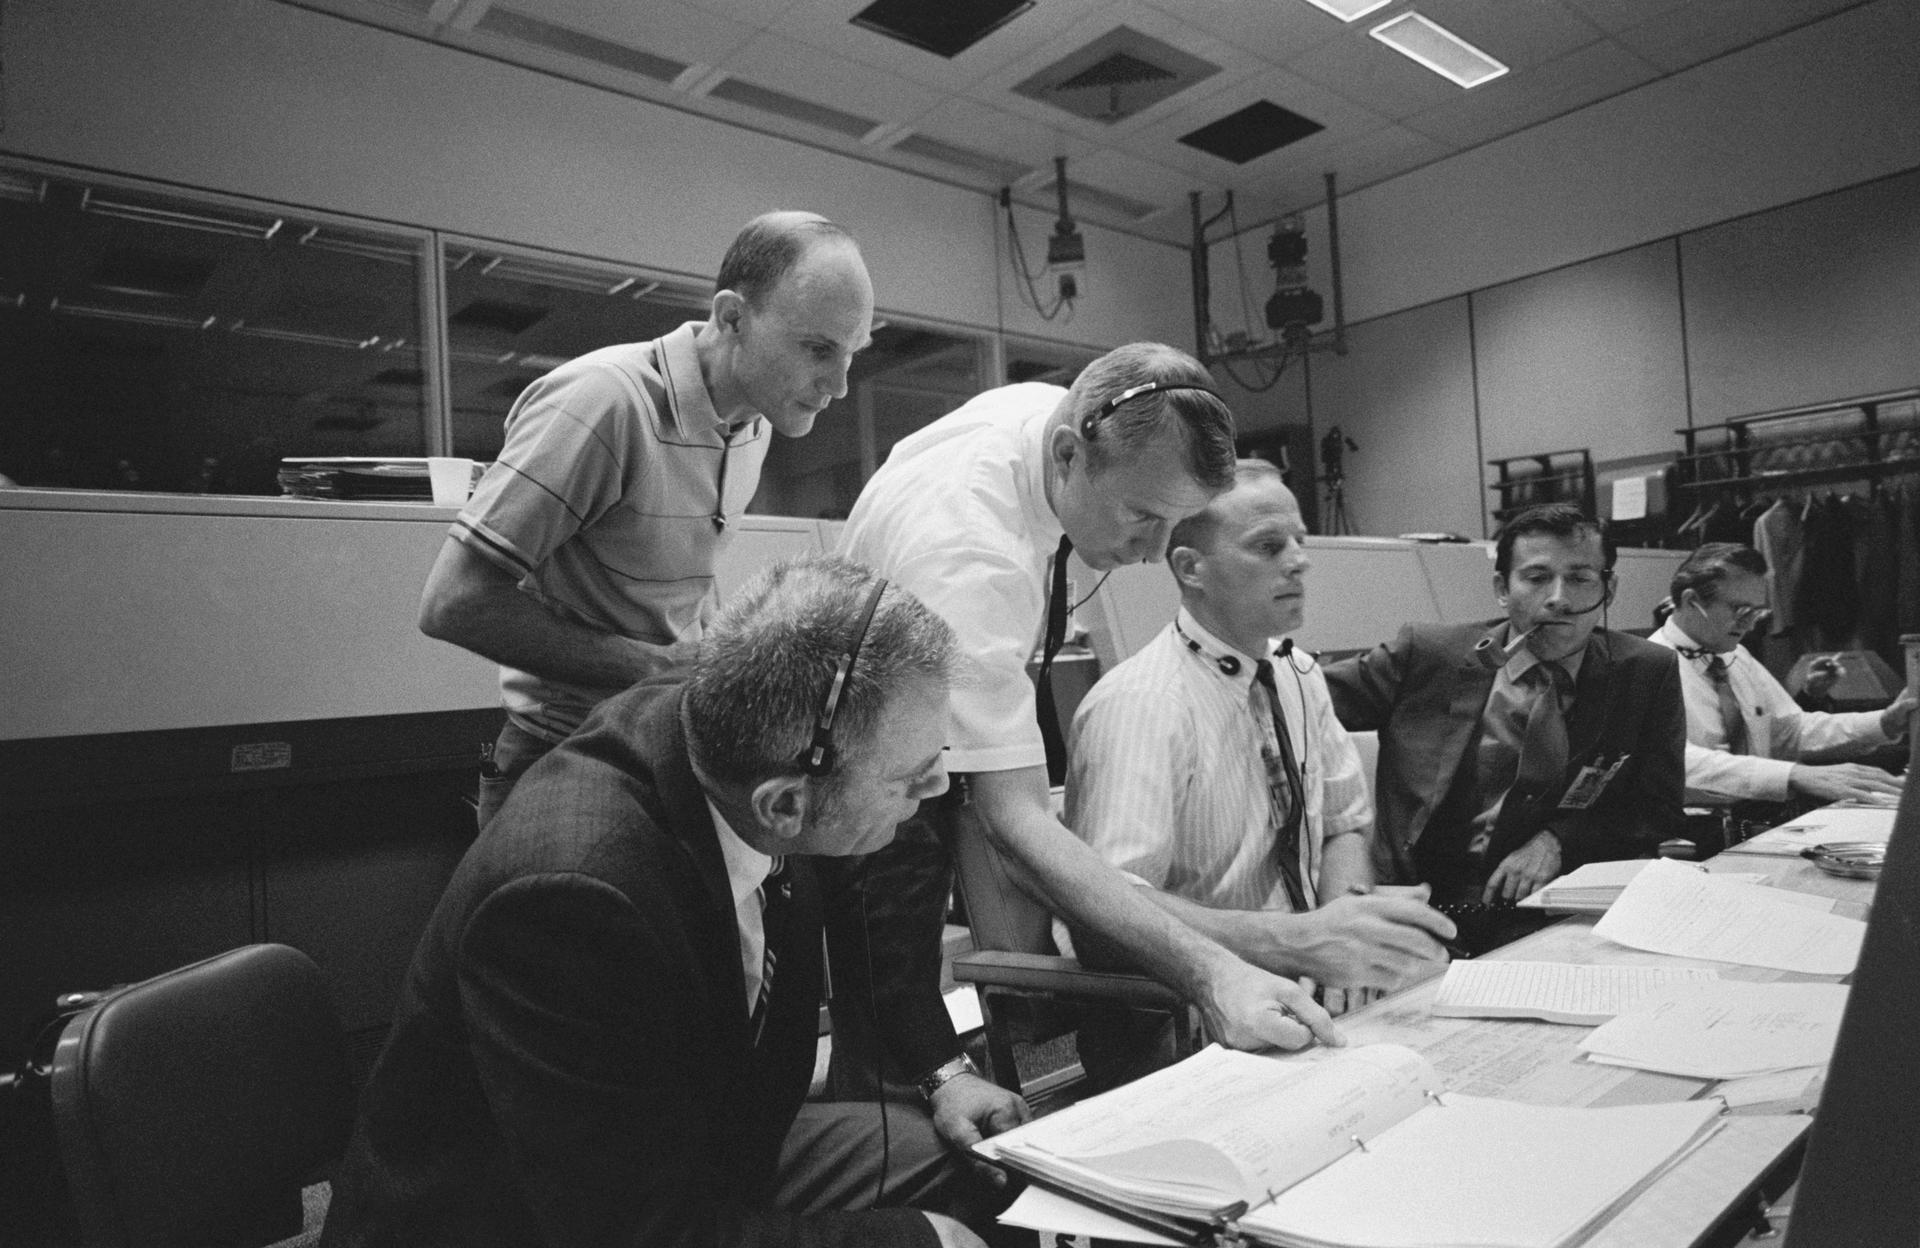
[1079,380,1223,442]
[797,576,888,777]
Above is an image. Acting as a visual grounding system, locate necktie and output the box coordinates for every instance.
[1706,656,1750,754]
[1035,534,1073,786]
[1254,659,1311,911]
[1514,662,1570,797]
[750,856,789,1046]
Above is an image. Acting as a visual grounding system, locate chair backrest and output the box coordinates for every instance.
[948,781,1058,955]
[50,943,355,1248]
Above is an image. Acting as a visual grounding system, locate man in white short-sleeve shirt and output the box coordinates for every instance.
[416,212,874,828]
[833,343,1453,1082]
[1066,463,1451,1041]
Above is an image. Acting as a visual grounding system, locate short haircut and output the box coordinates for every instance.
[1670,541,1769,604]
[1067,342,1237,490]
[714,212,857,308]
[684,555,955,789]
[1166,457,1290,558]
[1493,503,1616,576]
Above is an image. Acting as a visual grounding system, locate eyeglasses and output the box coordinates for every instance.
[797,576,888,778]
[1721,601,1772,629]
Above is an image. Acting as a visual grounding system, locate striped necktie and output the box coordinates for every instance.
[1254,659,1311,911]
[750,856,789,1046]
[1514,662,1571,796]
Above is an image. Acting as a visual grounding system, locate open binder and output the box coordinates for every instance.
[976,1043,1724,1248]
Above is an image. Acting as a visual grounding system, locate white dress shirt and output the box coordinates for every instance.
[708,799,776,1014]
[1649,618,1891,803]
[1065,609,1372,911]
[839,383,1066,775]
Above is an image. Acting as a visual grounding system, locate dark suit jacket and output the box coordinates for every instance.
[320,678,936,1248]
[1323,622,1687,885]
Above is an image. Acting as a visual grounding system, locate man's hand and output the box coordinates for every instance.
[1803,654,1845,700]
[1272,892,1454,989]
[1790,761,1904,803]
[928,1072,1029,1156]
[1198,957,1342,1052]
[923,1213,989,1248]
[1484,830,1562,904]
[1880,688,1919,739]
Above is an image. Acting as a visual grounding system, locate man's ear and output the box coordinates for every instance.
[1491,572,1510,606]
[1047,422,1082,476]
[1169,544,1205,592]
[711,289,747,335]
[1603,569,1619,607]
[750,773,809,847]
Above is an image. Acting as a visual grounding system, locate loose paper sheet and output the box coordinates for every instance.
[1591,858,1864,974]
[1432,960,1717,1024]
[1579,981,1849,1080]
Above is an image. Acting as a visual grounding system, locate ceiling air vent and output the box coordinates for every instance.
[1179,100,1324,165]
[706,78,877,140]
[850,0,1034,58]
[1013,27,1219,125]
[475,7,686,83]
[892,134,1030,186]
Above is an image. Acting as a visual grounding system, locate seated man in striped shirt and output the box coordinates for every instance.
[1064,461,1452,1082]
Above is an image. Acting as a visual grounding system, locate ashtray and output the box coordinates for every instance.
[1800,841,1886,880]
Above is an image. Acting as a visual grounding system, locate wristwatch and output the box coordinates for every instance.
[916,1054,980,1102]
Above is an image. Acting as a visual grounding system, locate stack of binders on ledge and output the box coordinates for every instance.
[976,1042,1723,1248]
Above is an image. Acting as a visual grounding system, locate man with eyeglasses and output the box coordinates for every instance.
[1324,504,1687,954]
[1650,542,1912,813]
[325,558,1027,1248]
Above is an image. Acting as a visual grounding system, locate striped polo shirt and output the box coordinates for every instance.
[453,322,769,739]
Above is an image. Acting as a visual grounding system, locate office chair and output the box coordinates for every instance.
[947,783,1203,1098]
[49,943,355,1248]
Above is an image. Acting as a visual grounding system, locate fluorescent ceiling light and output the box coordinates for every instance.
[1298,0,1393,21]
[1370,12,1508,88]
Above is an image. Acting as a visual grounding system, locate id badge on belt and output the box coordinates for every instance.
[1559,753,1629,810]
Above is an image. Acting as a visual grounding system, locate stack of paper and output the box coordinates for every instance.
[1431,960,1718,1025]
[1579,981,1849,1080]
[1591,858,1862,975]
[1726,803,1897,856]
[1519,860,1774,912]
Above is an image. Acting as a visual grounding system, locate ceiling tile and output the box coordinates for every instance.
[672,0,813,30]
[1060,146,1217,216]
[506,0,760,64]
[717,32,935,124]
[1413,0,1605,72]
[1281,28,1464,119]
[1553,0,1692,36]
[1140,0,1351,69]
[1610,0,1866,72]
[766,0,1102,93]
[1403,37,1661,150]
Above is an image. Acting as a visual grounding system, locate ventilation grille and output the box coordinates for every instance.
[893,134,1029,186]
[1179,101,1325,165]
[475,7,686,83]
[707,78,877,140]
[1013,27,1219,124]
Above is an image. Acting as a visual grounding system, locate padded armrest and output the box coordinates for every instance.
[952,950,1187,1011]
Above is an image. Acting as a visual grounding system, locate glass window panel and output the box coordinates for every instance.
[750,323,986,519]
[0,166,429,495]
[442,245,708,461]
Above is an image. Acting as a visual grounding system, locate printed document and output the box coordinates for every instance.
[1591,858,1863,974]
[1579,981,1850,1080]
[1431,960,1718,1025]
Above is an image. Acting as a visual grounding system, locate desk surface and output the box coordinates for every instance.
[1286,846,1873,1248]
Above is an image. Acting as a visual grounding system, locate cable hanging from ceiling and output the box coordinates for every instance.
[1000,157,1083,324]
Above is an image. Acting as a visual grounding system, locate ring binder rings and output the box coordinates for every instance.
[976,1042,1725,1248]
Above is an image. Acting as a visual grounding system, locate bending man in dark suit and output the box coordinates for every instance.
[1322,504,1686,954]
[323,556,1028,1248]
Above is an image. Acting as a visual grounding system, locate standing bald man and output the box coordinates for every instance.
[418,212,876,827]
